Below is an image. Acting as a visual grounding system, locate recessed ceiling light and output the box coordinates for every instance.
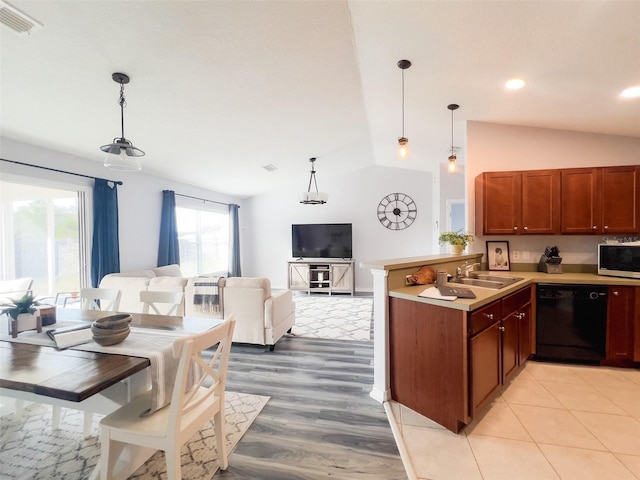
[621,86,640,98]
[505,79,525,90]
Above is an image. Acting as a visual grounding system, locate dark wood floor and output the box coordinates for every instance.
[217,335,407,479]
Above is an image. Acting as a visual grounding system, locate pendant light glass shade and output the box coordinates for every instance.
[102,139,143,171]
[447,103,459,173]
[100,72,145,172]
[448,154,458,173]
[397,59,411,159]
[299,157,328,204]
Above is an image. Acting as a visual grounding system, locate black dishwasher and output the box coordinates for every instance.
[535,284,608,364]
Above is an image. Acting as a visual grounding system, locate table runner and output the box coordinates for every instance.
[0,321,195,415]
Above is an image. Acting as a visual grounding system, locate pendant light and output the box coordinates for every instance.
[447,103,459,173]
[299,157,328,204]
[397,59,411,159]
[100,72,145,172]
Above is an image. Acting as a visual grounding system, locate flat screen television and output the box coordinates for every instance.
[292,223,352,259]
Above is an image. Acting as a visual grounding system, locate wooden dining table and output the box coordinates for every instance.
[0,309,211,403]
[0,308,219,480]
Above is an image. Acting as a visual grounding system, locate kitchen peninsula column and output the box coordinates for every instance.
[370,268,390,402]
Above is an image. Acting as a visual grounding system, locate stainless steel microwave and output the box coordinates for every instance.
[598,243,640,279]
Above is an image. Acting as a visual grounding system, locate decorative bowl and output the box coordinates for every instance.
[91,324,129,337]
[92,326,130,346]
[92,314,132,330]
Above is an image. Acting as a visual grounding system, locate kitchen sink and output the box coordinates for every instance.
[448,273,524,289]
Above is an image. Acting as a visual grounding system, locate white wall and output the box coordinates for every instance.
[466,122,640,265]
[0,138,243,274]
[242,165,435,291]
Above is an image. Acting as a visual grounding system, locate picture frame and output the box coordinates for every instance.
[486,241,510,271]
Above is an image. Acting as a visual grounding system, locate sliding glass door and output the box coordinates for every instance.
[0,178,90,298]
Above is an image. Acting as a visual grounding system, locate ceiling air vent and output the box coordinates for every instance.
[262,164,278,172]
[0,1,42,34]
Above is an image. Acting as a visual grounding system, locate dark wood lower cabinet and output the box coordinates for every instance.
[388,283,640,434]
[469,322,501,415]
[502,312,519,382]
[606,286,636,362]
[389,297,468,433]
[518,302,532,364]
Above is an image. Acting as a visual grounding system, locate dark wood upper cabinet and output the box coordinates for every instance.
[521,170,561,234]
[475,172,521,235]
[477,165,639,236]
[561,168,603,234]
[476,170,560,235]
[602,166,640,234]
[561,166,640,234]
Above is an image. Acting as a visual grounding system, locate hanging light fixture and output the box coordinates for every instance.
[397,59,411,159]
[447,103,460,173]
[100,72,145,172]
[299,157,328,204]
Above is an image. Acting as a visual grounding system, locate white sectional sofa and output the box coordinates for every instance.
[99,266,295,350]
[99,264,188,315]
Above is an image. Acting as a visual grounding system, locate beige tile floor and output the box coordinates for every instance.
[388,361,640,480]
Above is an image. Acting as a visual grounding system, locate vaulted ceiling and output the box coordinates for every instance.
[1,1,638,197]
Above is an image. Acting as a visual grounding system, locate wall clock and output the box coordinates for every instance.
[377,193,417,230]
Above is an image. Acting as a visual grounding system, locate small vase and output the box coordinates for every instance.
[9,312,42,338]
[450,244,465,255]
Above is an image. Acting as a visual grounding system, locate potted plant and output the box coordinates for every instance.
[439,229,474,254]
[1,293,42,338]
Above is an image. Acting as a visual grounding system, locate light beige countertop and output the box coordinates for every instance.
[390,271,640,312]
[361,253,482,271]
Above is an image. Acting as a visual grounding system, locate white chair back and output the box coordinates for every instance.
[99,316,236,478]
[80,288,121,311]
[140,290,185,316]
[169,316,235,428]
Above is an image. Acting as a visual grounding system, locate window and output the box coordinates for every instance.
[175,200,229,278]
[0,178,90,297]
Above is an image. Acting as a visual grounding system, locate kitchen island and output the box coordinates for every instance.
[361,254,640,433]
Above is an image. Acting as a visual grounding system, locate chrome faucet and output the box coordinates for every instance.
[458,261,481,277]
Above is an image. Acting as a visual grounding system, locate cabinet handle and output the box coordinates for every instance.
[523,226,528,231]
[513,226,518,231]
[499,326,505,332]
[484,313,494,320]
[604,225,608,230]
[613,291,619,296]
[592,225,597,230]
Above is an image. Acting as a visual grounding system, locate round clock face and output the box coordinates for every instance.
[377,193,417,230]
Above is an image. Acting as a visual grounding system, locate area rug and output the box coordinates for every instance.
[290,294,373,341]
[0,391,268,479]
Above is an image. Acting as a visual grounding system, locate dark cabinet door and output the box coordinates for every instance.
[606,286,635,361]
[521,170,561,234]
[470,322,501,415]
[502,313,519,382]
[518,303,532,365]
[476,172,522,235]
[602,166,640,234]
[561,168,603,234]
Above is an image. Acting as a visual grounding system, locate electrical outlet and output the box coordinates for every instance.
[522,251,530,260]
[512,250,520,260]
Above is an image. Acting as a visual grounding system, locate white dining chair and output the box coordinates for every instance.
[140,290,184,316]
[99,316,235,479]
[80,287,121,311]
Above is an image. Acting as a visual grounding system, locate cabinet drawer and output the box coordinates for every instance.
[470,301,502,336]
[502,286,532,316]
